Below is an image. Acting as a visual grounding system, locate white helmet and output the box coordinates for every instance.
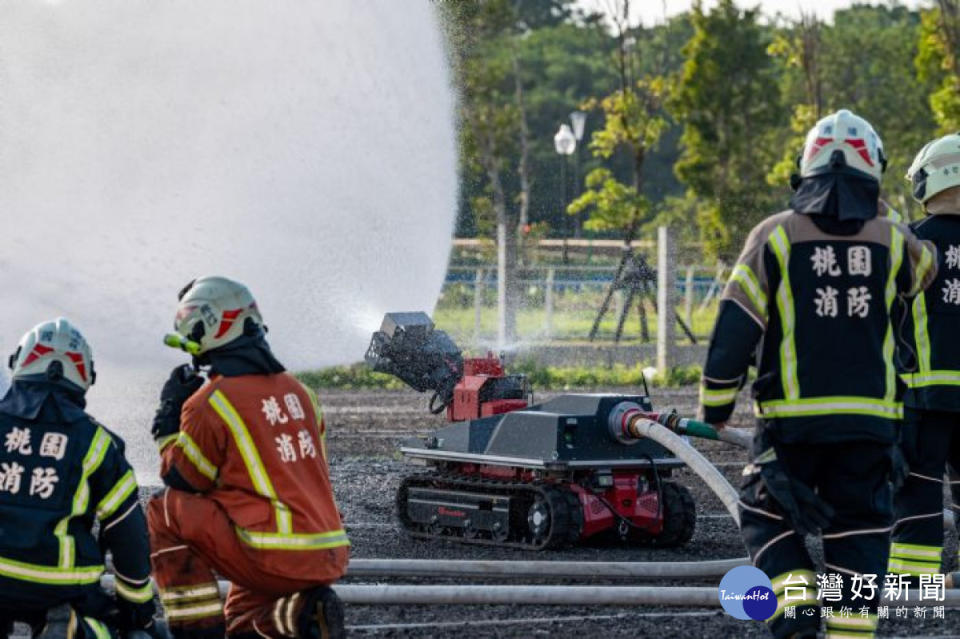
[172,276,263,356]
[8,318,95,391]
[799,109,886,182]
[906,133,960,206]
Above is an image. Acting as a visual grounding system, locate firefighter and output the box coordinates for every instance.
[0,318,158,638]
[698,109,937,639]
[889,133,960,580]
[146,276,349,639]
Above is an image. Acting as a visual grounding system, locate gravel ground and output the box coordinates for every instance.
[314,388,960,638]
[21,387,951,638]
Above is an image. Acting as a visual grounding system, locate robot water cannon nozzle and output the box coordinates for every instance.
[365,312,530,420]
[365,312,464,413]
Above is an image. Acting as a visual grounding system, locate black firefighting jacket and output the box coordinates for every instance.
[899,190,960,412]
[0,381,155,617]
[699,210,937,444]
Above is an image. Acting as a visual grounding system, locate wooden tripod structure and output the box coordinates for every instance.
[588,246,697,345]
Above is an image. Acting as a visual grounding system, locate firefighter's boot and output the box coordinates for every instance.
[295,587,345,639]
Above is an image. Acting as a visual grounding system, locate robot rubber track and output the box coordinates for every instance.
[397,474,583,550]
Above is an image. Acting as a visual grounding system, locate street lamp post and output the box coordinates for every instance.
[554,123,576,263]
[569,111,587,238]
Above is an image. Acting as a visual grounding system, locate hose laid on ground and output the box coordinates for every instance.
[613,412,742,526]
[346,557,748,579]
[338,584,960,606]
[100,576,960,606]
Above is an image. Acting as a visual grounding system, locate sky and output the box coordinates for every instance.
[575,0,926,25]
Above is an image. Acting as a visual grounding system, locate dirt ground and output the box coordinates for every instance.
[319,387,960,638]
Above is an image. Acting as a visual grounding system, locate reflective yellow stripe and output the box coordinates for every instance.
[83,618,110,639]
[769,226,799,400]
[901,369,960,387]
[209,391,292,534]
[757,396,902,419]
[96,469,137,520]
[302,384,328,460]
[115,577,154,604]
[160,584,220,603]
[0,555,103,585]
[823,633,873,639]
[730,263,768,319]
[164,600,223,621]
[891,542,942,559]
[175,431,218,482]
[911,244,935,296]
[56,428,112,569]
[912,291,932,375]
[700,386,738,407]
[826,614,878,630]
[156,433,177,452]
[884,227,904,402]
[234,526,350,551]
[888,557,940,575]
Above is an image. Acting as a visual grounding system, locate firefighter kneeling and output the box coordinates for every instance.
[699,110,937,638]
[147,276,349,638]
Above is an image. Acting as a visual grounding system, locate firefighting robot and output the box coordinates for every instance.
[147,276,348,639]
[890,133,960,579]
[0,319,160,638]
[698,109,937,639]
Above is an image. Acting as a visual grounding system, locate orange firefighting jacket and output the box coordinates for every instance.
[159,373,349,581]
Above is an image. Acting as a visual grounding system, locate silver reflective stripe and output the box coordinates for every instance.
[769,226,799,400]
[884,226,904,402]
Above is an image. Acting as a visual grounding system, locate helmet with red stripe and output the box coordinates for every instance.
[799,109,886,182]
[173,276,264,356]
[8,318,96,391]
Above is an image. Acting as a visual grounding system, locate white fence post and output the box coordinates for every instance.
[684,265,695,330]
[474,269,484,342]
[545,268,555,339]
[657,226,677,376]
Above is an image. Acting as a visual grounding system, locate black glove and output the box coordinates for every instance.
[747,433,835,536]
[889,444,910,492]
[151,364,203,442]
[757,457,834,535]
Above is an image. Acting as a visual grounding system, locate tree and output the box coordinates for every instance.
[766,12,823,188]
[917,0,960,132]
[442,1,573,345]
[819,5,936,214]
[670,0,784,257]
[567,0,670,243]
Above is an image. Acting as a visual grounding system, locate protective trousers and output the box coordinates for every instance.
[0,605,116,638]
[889,408,960,578]
[147,489,343,638]
[740,440,892,639]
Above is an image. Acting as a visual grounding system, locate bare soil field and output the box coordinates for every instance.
[320,387,960,638]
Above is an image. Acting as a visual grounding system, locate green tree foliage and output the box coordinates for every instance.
[446,0,945,253]
[819,5,937,214]
[917,0,960,132]
[671,0,784,257]
[567,0,671,241]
